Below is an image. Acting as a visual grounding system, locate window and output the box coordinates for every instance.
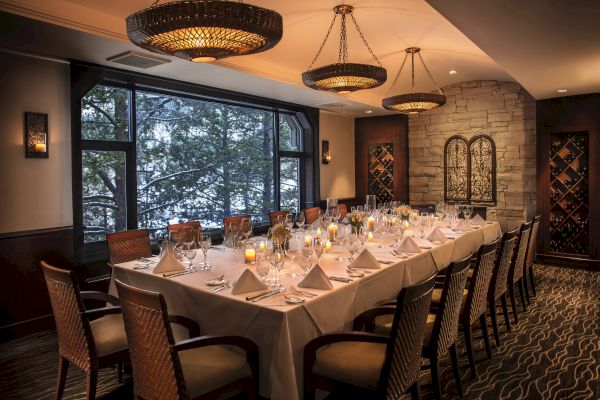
[73,65,316,255]
[444,134,496,204]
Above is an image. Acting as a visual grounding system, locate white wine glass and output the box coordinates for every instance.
[200,232,211,271]
[313,239,324,266]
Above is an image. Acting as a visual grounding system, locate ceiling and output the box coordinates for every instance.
[0,0,597,115]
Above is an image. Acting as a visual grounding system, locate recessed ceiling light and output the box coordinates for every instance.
[449,70,457,75]
[364,110,373,114]
[557,89,568,93]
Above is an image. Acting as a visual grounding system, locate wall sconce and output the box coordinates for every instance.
[24,112,48,158]
[322,140,332,164]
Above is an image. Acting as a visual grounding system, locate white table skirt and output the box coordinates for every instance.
[111,222,501,400]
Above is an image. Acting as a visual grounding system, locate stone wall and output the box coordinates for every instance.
[408,80,536,231]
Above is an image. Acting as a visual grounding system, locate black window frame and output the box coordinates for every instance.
[71,61,320,262]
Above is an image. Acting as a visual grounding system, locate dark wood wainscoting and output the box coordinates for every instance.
[355,115,409,204]
[0,226,75,341]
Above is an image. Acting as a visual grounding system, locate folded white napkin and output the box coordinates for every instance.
[153,249,186,274]
[427,227,448,242]
[396,236,422,253]
[231,269,268,295]
[298,264,333,290]
[470,214,485,226]
[350,248,381,269]
[453,219,473,232]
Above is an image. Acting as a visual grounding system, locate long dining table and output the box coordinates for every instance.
[111,221,501,400]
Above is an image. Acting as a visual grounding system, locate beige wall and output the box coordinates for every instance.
[0,52,72,233]
[408,80,536,231]
[319,111,355,200]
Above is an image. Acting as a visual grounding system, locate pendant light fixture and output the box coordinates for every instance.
[382,47,446,113]
[126,0,283,63]
[302,5,387,94]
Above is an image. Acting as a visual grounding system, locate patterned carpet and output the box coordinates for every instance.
[0,264,598,399]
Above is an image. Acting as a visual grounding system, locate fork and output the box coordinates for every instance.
[291,286,317,298]
[210,281,232,293]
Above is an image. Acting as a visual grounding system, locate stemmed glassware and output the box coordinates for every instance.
[285,214,294,232]
[313,238,324,266]
[346,235,360,265]
[200,232,211,271]
[298,247,313,275]
[269,246,285,288]
[255,254,270,283]
[392,226,404,249]
[182,227,197,270]
[463,204,473,221]
[296,211,306,230]
[242,218,253,242]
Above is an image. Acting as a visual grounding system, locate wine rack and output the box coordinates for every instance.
[368,143,394,203]
[548,132,589,255]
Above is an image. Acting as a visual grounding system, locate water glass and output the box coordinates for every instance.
[256,255,270,283]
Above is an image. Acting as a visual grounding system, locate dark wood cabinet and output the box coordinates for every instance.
[355,115,409,205]
[537,94,600,265]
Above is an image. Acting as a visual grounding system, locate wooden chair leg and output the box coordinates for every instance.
[430,354,442,400]
[86,371,97,400]
[409,381,421,400]
[55,356,69,400]
[509,284,519,323]
[463,324,477,378]
[500,293,511,332]
[529,268,537,296]
[480,314,492,360]
[518,279,528,312]
[489,299,500,347]
[449,343,463,397]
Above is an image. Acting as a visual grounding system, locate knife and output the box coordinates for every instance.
[329,276,353,283]
[163,270,195,278]
[248,288,284,302]
[246,289,278,301]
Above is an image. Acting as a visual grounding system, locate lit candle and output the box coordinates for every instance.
[367,217,376,232]
[244,248,256,264]
[368,232,374,241]
[35,143,46,152]
[258,241,266,252]
[304,235,312,247]
[316,228,322,238]
[391,217,398,226]
[327,223,337,242]
[325,240,332,252]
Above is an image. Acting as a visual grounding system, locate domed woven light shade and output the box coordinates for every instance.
[302,63,387,93]
[382,92,446,113]
[302,5,386,93]
[126,0,283,63]
[382,47,446,113]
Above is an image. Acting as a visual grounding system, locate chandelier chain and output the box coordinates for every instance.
[350,14,382,67]
[338,14,348,63]
[418,52,444,94]
[385,52,408,96]
[307,14,338,70]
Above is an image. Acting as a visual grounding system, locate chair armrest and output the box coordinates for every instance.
[81,306,121,320]
[353,306,397,331]
[81,291,120,307]
[169,315,200,338]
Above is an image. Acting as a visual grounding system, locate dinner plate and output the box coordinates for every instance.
[284,296,304,304]
[346,271,364,278]
[206,279,225,286]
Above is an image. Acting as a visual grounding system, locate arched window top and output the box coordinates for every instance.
[444,134,496,204]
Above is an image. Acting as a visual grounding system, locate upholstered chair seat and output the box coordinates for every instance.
[312,341,386,389]
[179,345,252,397]
[89,314,129,357]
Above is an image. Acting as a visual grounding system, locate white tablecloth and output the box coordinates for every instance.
[111,222,501,400]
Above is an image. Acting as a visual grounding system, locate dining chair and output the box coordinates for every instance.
[268,210,288,227]
[507,222,532,323]
[168,220,202,244]
[106,228,152,265]
[487,229,519,346]
[223,215,251,234]
[115,280,258,400]
[303,207,321,225]
[523,215,541,303]
[459,240,499,378]
[337,203,348,222]
[304,273,436,400]
[357,255,472,399]
[85,228,153,289]
[42,261,129,400]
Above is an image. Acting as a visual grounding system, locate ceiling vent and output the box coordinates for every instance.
[106,51,171,69]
